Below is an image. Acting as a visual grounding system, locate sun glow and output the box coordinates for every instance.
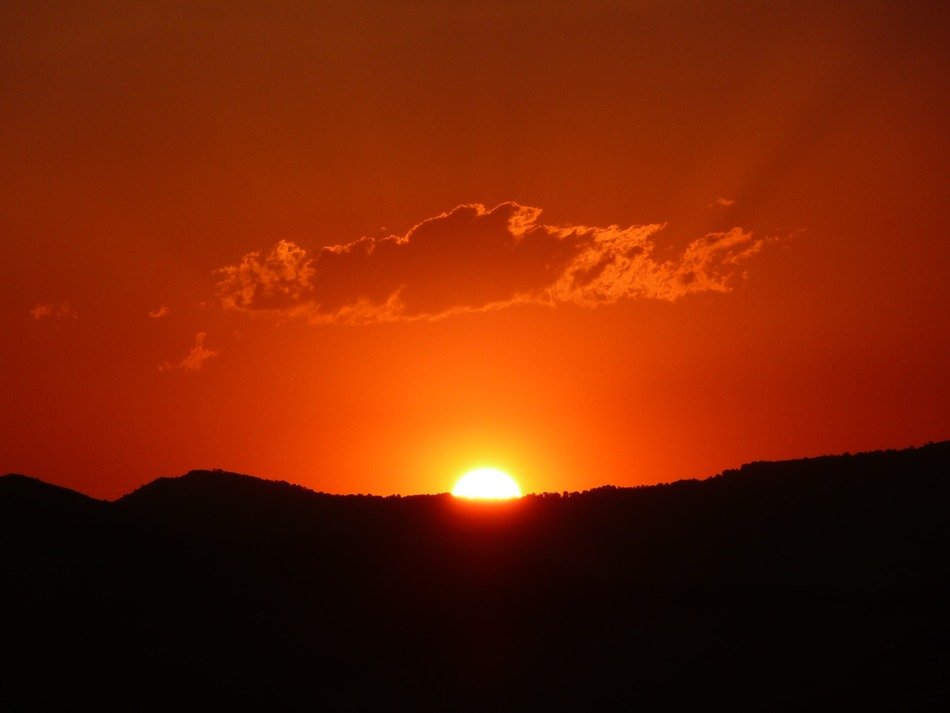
[451,468,523,500]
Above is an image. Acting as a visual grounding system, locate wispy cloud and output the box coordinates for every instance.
[148,305,170,319]
[216,202,769,324]
[30,302,77,320]
[160,332,218,372]
[709,197,736,207]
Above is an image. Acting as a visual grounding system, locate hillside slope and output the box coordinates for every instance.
[4,442,948,709]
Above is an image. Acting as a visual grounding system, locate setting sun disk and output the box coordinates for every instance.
[451,468,523,500]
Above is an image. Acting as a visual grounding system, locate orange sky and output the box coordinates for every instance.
[2,1,947,499]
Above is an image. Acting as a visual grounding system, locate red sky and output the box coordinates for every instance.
[2,1,947,499]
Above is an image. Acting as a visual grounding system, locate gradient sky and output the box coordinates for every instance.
[2,1,947,499]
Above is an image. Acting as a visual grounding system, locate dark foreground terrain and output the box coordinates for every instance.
[3,443,949,709]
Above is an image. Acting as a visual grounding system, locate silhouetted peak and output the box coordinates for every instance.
[1,473,111,540]
[118,468,325,504]
[708,440,950,486]
[182,468,271,482]
[114,468,351,542]
[0,472,102,506]
[1,472,39,487]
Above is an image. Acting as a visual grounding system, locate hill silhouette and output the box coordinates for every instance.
[3,443,948,709]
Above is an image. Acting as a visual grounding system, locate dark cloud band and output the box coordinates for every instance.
[216,203,765,324]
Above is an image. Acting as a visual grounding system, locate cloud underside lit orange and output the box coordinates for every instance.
[159,332,218,373]
[30,302,77,321]
[215,203,767,324]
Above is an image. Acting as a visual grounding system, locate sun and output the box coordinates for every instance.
[451,467,523,500]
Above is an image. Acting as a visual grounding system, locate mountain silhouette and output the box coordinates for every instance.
[4,443,948,709]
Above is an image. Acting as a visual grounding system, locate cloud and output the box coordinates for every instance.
[148,305,170,319]
[709,197,736,207]
[160,332,218,372]
[216,240,314,314]
[216,202,768,324]
[30,302,77,320]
